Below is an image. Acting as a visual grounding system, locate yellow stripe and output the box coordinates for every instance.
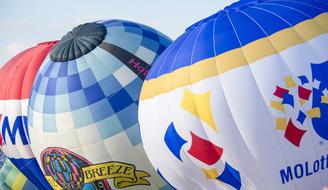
[141,13,328,100]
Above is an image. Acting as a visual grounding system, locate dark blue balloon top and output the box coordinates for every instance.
[50,23,107,62]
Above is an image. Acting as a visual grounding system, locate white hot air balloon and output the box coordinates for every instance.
[139,0,328,189]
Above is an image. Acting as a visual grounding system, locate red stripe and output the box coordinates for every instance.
[0,41,57,100]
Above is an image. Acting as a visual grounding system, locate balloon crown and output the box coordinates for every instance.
[50,22,107,62]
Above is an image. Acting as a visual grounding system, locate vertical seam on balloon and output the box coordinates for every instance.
[212,12,251,189]
[188,21,226,182]
[151,31,199,189]
[188,20,211,135]
[166,27,202,189]
[185,21,218,189]
[189,23,214,138]
[211,12,257,189]
[188,20,225,178]
[225,10,273,190]
[250,5,326,188]
[189,23,228,189]
[211,10,244,189]
[155,33,187,78]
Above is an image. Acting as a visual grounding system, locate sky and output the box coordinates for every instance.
[0,0,235,65]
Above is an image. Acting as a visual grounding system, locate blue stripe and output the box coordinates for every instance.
[146,0,328,80]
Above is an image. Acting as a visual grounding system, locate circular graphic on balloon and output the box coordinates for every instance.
[41,147,110,190]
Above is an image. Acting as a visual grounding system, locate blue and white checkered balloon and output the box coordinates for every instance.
[28,20,172,190]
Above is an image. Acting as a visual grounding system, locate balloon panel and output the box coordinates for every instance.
[139,1,328,190]
[28,20,173,190]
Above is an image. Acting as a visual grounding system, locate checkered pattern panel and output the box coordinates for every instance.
[29,20,172,146]
[28,20,172,190]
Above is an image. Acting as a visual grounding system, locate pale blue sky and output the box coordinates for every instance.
[0,0,234,65]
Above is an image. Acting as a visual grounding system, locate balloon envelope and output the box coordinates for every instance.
[138,0,328,189]
[0,158,38,190]
[0,42,57,190]
[28,20,172,190]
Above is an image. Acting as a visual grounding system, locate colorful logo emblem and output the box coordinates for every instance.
[42,147,111,190]
[271,60,328,147]
[42,147,151,190]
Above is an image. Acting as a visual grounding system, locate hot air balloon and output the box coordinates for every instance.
[28,20,173,190]
[138,0,328,189]
[0,158,38,190]
[0,41,57,190]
